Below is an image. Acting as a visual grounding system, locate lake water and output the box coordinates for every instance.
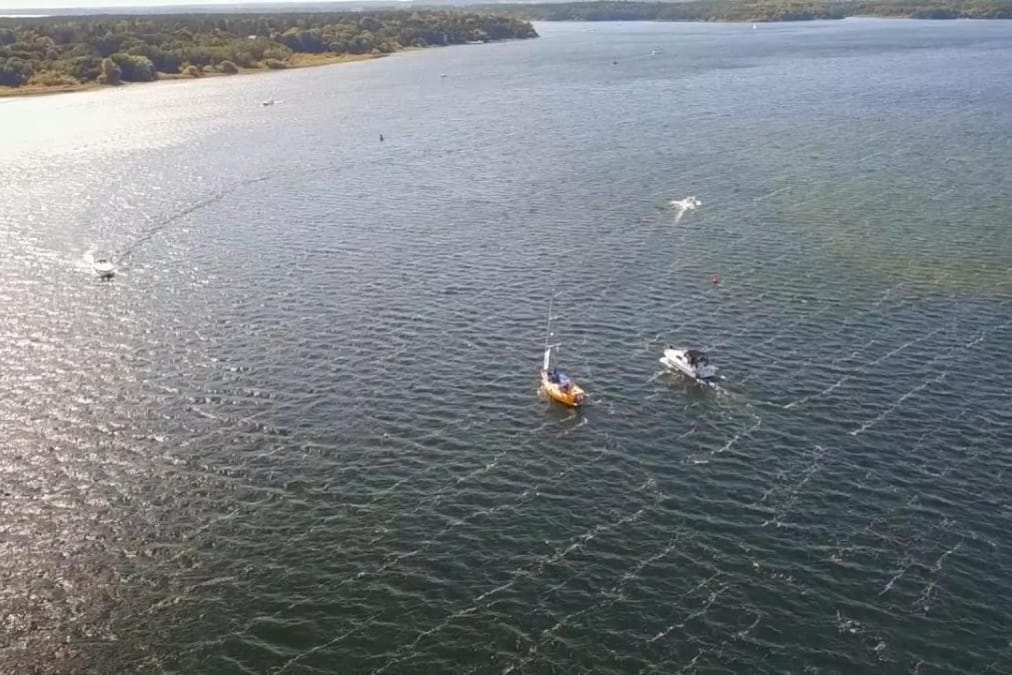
[2,18,1011,674]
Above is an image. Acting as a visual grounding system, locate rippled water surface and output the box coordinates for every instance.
[2,18,1012,674]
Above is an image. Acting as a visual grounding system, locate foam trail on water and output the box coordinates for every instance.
[668,196,701,224]
[77,246,99,274]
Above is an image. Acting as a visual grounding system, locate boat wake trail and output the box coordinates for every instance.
[80,246,100,271]
[668,196,701,224]
[115,174,274,264]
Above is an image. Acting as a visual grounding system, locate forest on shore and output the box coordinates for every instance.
[0,11,537,90]
[481,0,1012,22]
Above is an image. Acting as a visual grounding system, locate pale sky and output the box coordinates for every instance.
[0,0,387,9]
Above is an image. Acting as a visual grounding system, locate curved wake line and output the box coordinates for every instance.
[115,174,274,264]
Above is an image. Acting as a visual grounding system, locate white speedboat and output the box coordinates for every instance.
[92,258,115,280]
[262,99,275,107]
[668,196,701,211]
[660,346,718,382]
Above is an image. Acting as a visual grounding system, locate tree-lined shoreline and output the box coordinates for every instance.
[0,11,537,95]
[480,0,1012,23]
[3,1,1009,98]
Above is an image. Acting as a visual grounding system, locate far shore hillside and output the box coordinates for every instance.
[0,10,538,96]
[482,0,1012,22]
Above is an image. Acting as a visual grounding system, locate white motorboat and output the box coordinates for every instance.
[92,258,115,279]
[262,99,275,107]
[668,196,701,211]
[660,346,718,382]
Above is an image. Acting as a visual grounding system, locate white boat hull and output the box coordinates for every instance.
[661,348,718,382]
[92,260,115,279]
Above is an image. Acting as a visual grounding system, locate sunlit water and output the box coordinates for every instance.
[2,19,1011,674]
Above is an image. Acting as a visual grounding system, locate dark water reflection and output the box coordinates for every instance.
[1,19,1011,674]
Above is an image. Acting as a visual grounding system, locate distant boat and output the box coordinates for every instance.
[753,24,758,29]
[262,99,275,107]
[539,295,586,407]
[668,196,702,211]
[651,49,659,55]
[440,73,447,78]
[92,258,115,280]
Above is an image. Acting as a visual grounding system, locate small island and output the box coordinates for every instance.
[0,11,538,96]
[482,0,1012,22]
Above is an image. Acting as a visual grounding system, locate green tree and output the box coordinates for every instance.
[0,57,32,86]
[68,55,101,82]
[233,51,255,68]
[0,10,543,89]
[111,52,155,81]
[96,56,120,84]
[349,31,375,54]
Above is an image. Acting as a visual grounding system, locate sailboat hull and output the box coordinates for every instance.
[540,372,586,407]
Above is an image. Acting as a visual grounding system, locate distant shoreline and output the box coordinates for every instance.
[483,1,1012,23]
[0,52,379,99]
[0,10,538,98]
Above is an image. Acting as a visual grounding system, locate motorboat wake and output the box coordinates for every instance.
[668,196,701,223]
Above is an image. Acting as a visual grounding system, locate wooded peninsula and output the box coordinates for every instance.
[482,0,1012,22]
[0,11,537,94]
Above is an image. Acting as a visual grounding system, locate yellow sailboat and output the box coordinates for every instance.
[539,296,586,408]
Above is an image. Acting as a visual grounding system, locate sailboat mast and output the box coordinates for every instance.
[542,293,555,372]
[543,294,554,351]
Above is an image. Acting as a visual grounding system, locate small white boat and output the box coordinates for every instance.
[661,346,718,382]
[668,196,702,211]
[92,258,115,280]
[262,99,275,107]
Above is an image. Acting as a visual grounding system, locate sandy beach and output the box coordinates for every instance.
[0,52,381,99]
